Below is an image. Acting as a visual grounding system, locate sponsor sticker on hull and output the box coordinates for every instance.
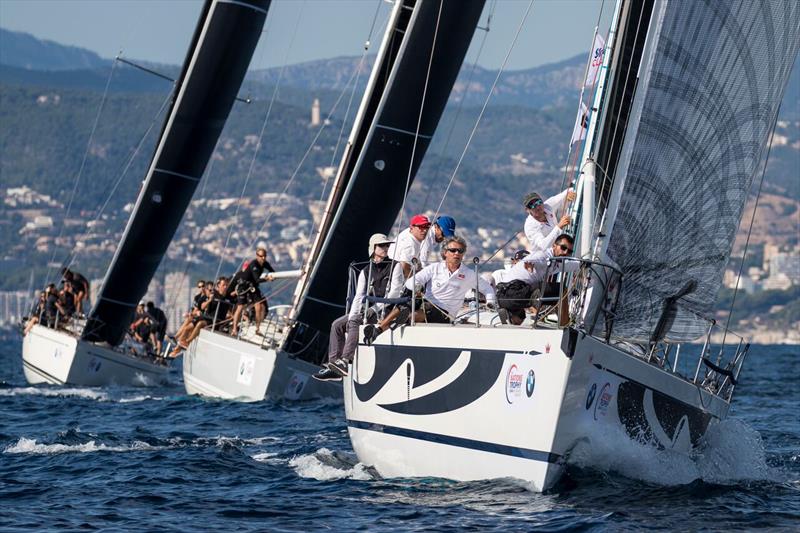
[236,355,256,386]
[505,364,524,404]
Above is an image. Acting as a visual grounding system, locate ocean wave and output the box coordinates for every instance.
[3,437,157,455]
[567,418,783,486]
[0,386,109,400]
[289,448,373,481]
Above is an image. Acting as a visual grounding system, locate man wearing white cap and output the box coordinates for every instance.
[314,232,394,381]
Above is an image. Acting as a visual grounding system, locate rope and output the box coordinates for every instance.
[433,0,536,220]
[394,0,445,238]
[45,57,119,288]
[214,0,307,280]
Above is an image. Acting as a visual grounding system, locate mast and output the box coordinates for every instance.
[283,0,485,358]
[83,0,270,345]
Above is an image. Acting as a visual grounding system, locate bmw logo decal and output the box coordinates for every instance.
[525,370,535,398]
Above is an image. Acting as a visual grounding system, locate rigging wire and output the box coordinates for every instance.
[432,0,536,221]
[393,0,445,239]
[214,0,307,280]
[420,0,496,213]
[43,58,119,288]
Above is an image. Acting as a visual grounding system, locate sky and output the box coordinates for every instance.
[0,0,615,71]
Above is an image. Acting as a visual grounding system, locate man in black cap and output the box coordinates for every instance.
[522,187,576,253]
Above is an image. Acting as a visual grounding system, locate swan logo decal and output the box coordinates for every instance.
[505,364,524,404]
[355,345,531,415]
[585,383,597,409]
[525,370,536,398]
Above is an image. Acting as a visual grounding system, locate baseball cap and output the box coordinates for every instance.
[409,214,431,227]
[368,233,394,257]
[513,249,530,261]
[435,215,456,237]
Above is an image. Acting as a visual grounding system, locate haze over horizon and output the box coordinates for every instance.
[0,0,613,71]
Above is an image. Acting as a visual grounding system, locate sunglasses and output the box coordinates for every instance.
[446,247,465,254]
[413,224,431,230]
[197,284,204,289]
[527,199,544,209]
[256,254,266,259]
[558,244,574,253]
[376,243,391,249]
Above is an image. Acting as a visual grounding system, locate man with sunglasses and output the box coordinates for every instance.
[523,187,576,254]
[314,233,394,381]
[498,234,578,325]
[230,247,275,337]
[365,236,496,344]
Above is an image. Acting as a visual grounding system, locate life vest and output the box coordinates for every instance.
[365,257,393,298]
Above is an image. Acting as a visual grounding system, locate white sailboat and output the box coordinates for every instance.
[343,0,800,492]
[182,0,486,402]
[21,0,270,387]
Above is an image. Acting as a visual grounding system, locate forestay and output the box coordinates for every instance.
[83,0,270,345]
[602,0,800,342]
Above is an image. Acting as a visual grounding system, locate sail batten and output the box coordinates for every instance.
[599,0,800,342]
[83,0,270,345]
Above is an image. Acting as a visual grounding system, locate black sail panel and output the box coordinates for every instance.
[83,0,270,345]
[285,0,485,360]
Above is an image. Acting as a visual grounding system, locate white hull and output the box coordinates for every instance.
[22,324,169,387]
[183,328,341,402]
[344,324,728,492]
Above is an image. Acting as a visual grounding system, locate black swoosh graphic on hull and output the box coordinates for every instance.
[355,345,511,415]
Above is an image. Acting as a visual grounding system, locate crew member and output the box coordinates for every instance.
[314,233,394,381]
[230,247,275,337]
[385,214,431,299]
[365,236,496,343]
[419,215,456,264]
[523,187,576,253]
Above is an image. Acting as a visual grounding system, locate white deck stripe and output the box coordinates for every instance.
[99,296,138,308]
[218,0,269,16]
[154,168,201,182]
[376,124,433,139]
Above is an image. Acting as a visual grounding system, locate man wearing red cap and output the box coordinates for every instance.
[385,214,431,299]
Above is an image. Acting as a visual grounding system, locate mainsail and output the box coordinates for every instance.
[599,0,800,342]
[83,0,270,345]
[284,0,485,358]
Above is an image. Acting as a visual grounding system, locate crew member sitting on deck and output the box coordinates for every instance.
[523,187,576,253]
[491,249,529,287]
[385,214,431,300]
[230,247,275,337]
[57,280,76,326]
[497,234,578,325]
[23,291,47,335]
[313,233,394,382]
[61,267,90,316]
[365,236,496,344]
[170,276,233,356]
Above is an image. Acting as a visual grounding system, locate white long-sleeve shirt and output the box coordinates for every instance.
[506,249,581,285]
[524,189,570,253]
[386,228,426,298]
[405,261,496,320]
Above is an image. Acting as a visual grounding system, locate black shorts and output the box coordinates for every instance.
[421,302,450,324]
[497,280,534,316]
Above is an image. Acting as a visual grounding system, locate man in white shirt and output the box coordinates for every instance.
[491,249,529,287]
[523,187,577,253]
[419,215,457,264]
[385,214,431,298]
[365,236,496,343]
[314,233,394,381]
[498,234,578,325]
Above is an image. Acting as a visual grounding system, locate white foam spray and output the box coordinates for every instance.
[289,448,373,481]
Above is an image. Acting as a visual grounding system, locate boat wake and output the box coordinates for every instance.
[3,433,280,456]
[289,447,375,481]
[567,418,783,486]
[0,386,109,401]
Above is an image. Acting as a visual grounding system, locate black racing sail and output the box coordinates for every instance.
[283,0,485,360]
[83,0,270,345]
[595,0,800,342]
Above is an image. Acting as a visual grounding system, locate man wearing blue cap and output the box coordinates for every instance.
[420,215,457,264]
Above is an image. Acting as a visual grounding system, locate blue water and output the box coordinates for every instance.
[1,335,798,531]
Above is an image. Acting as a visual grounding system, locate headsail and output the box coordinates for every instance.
[284,0,485,358]
[598,0,800,342]
[83,0,270,345]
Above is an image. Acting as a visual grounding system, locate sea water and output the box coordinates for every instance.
[1,335,798,530]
